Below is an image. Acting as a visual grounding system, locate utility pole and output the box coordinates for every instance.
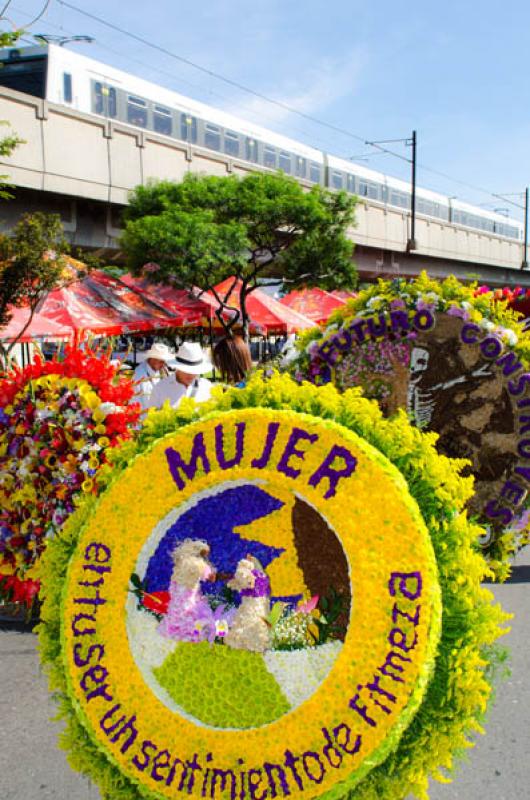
[491,189,528,269]
[407,130,417,251]
[365,131,418,252]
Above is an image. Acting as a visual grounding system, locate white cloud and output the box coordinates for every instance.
[220,49,365,135]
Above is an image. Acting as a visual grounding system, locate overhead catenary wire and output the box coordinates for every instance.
[23,0,50,27]
[10,0,529,215]
[56,0,377,148]
[9,2,340,152]
[56,0,527,214]
[0,1,13,19]
[1,0,52,32]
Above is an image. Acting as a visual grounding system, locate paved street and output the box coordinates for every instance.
[1,549,529,800]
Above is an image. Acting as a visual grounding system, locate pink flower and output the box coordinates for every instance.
[298,595,319,614]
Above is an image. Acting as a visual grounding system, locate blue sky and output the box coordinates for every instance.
[6,0,530,219]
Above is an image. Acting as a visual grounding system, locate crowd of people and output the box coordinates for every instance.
[133,335,254,412]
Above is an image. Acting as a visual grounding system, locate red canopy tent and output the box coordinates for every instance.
[279,288,347,324]
[120,274,212,328]
[210,278,315,335]
[37,269,187,339]
[329,290,357,302]
[0,307,73,343]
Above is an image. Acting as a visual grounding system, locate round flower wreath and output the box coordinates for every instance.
[38,372,509,800]
[289,272,530,579]
[0,348,140,605]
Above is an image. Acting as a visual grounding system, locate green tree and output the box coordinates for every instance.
[0,29,25,196]
[0,30,22,48]
[0,213,71,356]
[121,172,357,339]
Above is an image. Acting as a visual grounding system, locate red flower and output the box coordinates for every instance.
[142,591,170,615]
[0,574,40,607]
[0,346,141,596]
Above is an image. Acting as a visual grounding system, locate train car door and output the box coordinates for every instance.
[92,80,118,119]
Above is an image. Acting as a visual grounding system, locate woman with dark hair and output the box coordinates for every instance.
[213,335,252,386]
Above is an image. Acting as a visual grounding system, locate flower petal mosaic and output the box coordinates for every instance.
[290,273,530,579]
[0,348,140,604]
[38,373,510,800]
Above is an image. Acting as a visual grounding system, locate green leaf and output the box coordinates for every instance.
[266,601,286,628]
[130,573,143,589]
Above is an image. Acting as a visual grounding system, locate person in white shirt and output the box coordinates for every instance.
[149,342,213,410]
[133,343,173,411]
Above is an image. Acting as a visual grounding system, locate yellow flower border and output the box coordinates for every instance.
[61,409,441,800]
[291,272,530,580]
[38,372,510,800]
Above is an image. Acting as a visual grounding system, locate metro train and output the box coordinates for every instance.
[0,43,523,242]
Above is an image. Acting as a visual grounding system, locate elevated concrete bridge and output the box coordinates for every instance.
[0,85,528,287]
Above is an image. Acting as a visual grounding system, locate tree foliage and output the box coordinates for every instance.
[0,29,25,196]
[0,213,71,349]
[122,172,357,337]
[0,30,22,49]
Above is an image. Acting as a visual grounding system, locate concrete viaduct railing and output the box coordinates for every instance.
[0,85,525,277]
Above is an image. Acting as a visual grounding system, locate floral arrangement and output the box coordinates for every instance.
[474,283,530,304]
[289,273,530,578]
[0,348,140,605]
[292,273,528,386]
[37,371,509,800]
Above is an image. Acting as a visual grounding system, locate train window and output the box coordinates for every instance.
[417,199,434,216]
[224,130,240,157]
[263,146,277,169]
[94,82,104,114]
[181,114,198,143]
[309,162,321,183]
[205,123,221,151]
[346,174,356,193]
[63,73,72,103]
[127,96,148,128]
[153,105,172,136]
[108,87,117,118]
[0,53,47,98]
[331,171,344,190]
[94,82,117,117]
[361,181,382,201]
[279,151,292,174]
[390,189,408,208]
[295,156,306,178]
[246,137,258,162]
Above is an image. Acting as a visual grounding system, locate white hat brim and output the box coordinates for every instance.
[143,349,174,361]
[171,358,212,375]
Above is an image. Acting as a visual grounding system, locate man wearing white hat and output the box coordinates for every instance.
[133,342,173,411]
[149,342,213,410]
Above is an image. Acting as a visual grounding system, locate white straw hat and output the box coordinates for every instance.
[143,343,174,362]
[173,342,212,375]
